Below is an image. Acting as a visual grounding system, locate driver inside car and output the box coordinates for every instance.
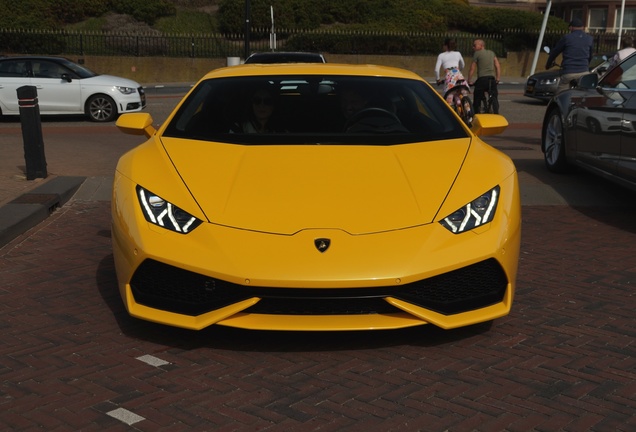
[340,87,370,121]
[341,87,406,133]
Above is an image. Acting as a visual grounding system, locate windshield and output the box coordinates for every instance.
[602,53,636,89]
[163,75,467,145]
[245,53,325,63]
[58,58,97,79]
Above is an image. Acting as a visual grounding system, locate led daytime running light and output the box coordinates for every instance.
[136,186,202,234]
[440,186,499,234]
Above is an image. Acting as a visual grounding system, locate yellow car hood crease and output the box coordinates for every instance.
[160,137,472,235]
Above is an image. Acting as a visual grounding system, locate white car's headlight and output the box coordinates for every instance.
[440,186,499,234]
[137,186,202,234]
[116,86,136,95]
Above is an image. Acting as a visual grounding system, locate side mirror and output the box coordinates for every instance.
[578,73,598,89]
[61,73,72,83]
[470,114,508,137]
[116,113,156,138]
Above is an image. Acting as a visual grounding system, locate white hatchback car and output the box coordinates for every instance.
[0,56,145,122]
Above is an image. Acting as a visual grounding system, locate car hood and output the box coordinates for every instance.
[528,70,559,81]
[81,74,141,88]
[160,137,471,235]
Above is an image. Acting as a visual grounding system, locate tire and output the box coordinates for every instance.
[487,94,499,114]
[586,117,601,134]
[452,103,462,119]
[542,108,569,173]
[482,99,492,114]
[86,94,117,122]
[460,96,473,127]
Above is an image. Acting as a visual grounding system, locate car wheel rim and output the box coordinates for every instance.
[545,114,562,165]
[587,119,599,133]
[89,97,113,121]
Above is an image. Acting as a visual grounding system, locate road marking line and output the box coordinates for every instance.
[107,408,145,425]
[136,354,170,367]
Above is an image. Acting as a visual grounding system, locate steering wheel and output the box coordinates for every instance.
[344,107,402,132]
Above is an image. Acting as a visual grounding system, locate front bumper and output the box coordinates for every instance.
[118,87,146,113]
[111,173,521,331]
[524,77,558,101]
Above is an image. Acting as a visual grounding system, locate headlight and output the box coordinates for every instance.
[440,186,499,234]
[539,77,559,85]
[137,186,202,234]
[116,86,136,95]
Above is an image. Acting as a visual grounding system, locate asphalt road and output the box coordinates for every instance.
[1,83,636,430]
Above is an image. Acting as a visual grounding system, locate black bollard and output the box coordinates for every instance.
[17,85,47,180]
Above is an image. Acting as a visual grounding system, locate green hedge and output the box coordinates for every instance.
[0,0,571,47]
[0,0,176,28]
[217,0,566,34]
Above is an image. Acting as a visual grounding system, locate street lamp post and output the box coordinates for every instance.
[530,0,553,76]
[618,0,626,49]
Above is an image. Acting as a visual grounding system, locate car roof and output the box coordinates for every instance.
[0,55,71,62]
[203,63,421,80]
[244,52,326,64]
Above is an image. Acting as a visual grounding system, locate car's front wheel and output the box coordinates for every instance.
[542,108,568,173]
[586,117,601,134]
[86,94,117,122]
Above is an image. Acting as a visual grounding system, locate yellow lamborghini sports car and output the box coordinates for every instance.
[112,63,521,332]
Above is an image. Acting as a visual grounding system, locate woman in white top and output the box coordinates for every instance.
[435,38,466,103]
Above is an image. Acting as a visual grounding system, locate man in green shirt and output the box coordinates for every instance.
[467,39,501,114]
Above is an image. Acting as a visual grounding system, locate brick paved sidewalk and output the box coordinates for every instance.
[1,122,138,206]
[1,200,636,430]
[0,121,139,246]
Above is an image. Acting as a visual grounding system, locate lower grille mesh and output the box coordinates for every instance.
[130,258,508,316]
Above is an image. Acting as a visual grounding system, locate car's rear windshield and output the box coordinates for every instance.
[163,75,468,145]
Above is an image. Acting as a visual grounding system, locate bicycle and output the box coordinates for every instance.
[472,78,499,114]
[440,80,474,127]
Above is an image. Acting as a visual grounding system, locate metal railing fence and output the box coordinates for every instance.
[0,28,631,58]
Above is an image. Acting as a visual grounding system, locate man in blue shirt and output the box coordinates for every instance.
[546,18,594,92]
